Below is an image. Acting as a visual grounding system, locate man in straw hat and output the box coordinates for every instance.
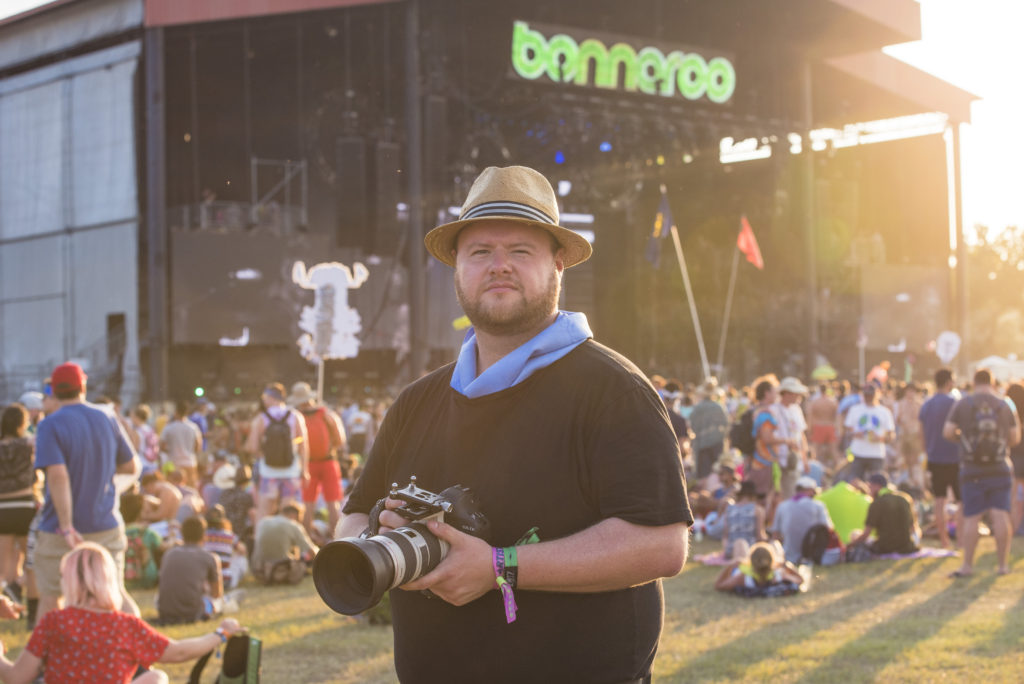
[338,166,691,683]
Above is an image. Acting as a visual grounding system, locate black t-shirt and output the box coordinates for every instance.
[865,489,918,555]
[344,340,692,684]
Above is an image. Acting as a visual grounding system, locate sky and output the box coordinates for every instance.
[885,0,1024,233]
[0,0,1021,232]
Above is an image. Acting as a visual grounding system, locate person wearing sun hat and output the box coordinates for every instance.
[777,376,810,500]
[338,165,692,683]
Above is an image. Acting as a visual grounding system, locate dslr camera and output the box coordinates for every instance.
[313,476,490,615]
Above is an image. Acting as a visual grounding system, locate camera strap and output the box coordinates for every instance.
[492,547,519,624]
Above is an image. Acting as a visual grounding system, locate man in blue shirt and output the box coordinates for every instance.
[918,368,960,549]
[33,362,141,621]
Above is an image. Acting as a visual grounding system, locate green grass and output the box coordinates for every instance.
[2,538,1023,682]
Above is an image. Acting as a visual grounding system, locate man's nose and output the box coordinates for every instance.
[487,249,512,272]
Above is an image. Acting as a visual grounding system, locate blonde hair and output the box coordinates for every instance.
[60,542,123,612]
[749,542,778,582]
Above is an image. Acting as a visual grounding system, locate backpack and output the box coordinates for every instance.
[189,634,262,684]
[729,409,756,456]
[801,523,844,566]
[301,407,333,462]
[261,411,294,468]
[962,396,1004,465]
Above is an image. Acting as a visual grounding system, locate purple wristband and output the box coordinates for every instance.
[491,547,518,624]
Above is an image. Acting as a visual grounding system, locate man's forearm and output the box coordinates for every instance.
[336,512,369,539]
[46,466,75,530]
[516,518,688,593]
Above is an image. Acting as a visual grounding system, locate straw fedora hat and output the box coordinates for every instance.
[423,166,593,268]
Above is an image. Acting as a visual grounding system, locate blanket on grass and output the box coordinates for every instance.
[695,546,956,566]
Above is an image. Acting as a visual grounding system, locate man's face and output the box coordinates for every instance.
[781,391,802,406]
[453,221,564,337]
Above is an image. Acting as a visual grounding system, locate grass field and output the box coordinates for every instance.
[2,536,1022,683]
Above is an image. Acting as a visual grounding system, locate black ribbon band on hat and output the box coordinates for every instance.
[461,201,555,225]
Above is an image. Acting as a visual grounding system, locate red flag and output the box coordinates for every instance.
[737,215,764,270]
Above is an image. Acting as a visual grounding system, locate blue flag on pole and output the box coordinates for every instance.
[645,187,673,267]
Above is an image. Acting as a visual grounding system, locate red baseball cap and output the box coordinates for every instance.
[50,362,87,394]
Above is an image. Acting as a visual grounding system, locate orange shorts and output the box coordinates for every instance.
[302,459,343,503]
[810,424,837,445]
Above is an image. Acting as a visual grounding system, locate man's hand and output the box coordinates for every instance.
[377,498,413,532]
[218,617,244,637]
[0,596,23,620]
[63,527,84,548]
[400,519,495,606]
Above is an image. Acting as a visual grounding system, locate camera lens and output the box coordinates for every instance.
[313,522,448,615]
[313,538,395,615]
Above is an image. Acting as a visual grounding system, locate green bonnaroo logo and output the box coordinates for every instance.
[511,20,736,104]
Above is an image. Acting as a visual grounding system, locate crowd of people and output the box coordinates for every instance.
[0,163,1019,682]
[0,364,390,682]
[661,366,1023,596]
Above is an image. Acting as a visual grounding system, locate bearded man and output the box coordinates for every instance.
[337,166,692,683]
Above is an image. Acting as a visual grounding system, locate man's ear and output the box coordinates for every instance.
[554,248,566,274]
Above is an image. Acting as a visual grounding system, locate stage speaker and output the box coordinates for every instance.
[336,137,368,249]
[372,140,402,254]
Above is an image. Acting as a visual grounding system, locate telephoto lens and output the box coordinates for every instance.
[313,521,448,615]
[314,478,489,615]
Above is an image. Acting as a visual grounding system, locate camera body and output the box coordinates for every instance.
[313,476,490,615]
[376,477,490,538]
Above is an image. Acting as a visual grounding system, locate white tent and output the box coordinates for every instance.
[970,355,1024,383]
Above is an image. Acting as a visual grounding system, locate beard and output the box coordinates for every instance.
[455,269,561,338]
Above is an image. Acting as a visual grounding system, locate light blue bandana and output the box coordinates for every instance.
[450,311,593,398]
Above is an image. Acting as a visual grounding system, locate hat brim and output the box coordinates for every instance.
[213,467,237,489]
[424,216,593,269]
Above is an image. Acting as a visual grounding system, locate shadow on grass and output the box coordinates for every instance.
[985,572,1024,656]
[792,571,1000,684]
[660,559,946,682]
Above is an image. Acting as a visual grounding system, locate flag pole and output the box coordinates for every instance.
[716,246,740,376]
[317,357,325,404]
[669,224,711,380]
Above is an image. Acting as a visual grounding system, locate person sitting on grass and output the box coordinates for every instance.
[0,542,245,684]
[140,472,183,524]
[156,516,222,625]
[121,492,167,590]
[714,541,806,597]
[847,472,920,558]
[251,503,318,585]
[203,505,247,591]
[721,480,767,560]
